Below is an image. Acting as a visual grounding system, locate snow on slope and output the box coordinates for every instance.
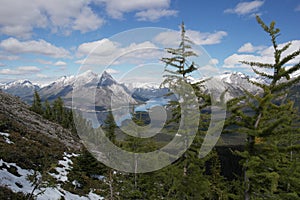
[49,152,79,183]
[0,153,104,200]
[0,132,14,144]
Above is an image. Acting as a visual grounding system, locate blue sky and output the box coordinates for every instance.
[0,0,299,85]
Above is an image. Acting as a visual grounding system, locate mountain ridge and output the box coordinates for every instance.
[1,71,297,105]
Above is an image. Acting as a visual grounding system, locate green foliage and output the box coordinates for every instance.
[103,111,117,143]
[0,122,65,172]
[30,95,76,132]
[30,90,43,114]
[52,97,64,123]
[64,150,107,197]
[161,22,197,78]
[43,100,52,120]
[228,15,300,199]
[0,186,28,200]
[159,22,216,199]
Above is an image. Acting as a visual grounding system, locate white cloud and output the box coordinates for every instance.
[72,7,105,33]
[76,38,160,67]
[0,68,21,75]
[36,74,49,78]
[0,52,19,61]
[198,65,222,76]
[224,1,264,15]
[238,42,266,53]
[209,58,219,65]
[77,39,120,57]
[0,38,70,58]
[154,30,227,46]
[54,61,67,66]
[35,59,53,65]
[0,66,41,75]
[105,68,120,74]
[136,9,178,21]
[95,0,177,21]
[18,66,41,72]
[0,0,47,38]
[295,4,300,11]
[0,0,104,38]
[224,40,300,69]
[224,53,265,68]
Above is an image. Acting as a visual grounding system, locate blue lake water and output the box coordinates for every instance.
[115,97,170,126]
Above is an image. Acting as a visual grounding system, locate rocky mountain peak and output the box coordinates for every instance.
[98,70,117,86]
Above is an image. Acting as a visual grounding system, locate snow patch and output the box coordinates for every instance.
[0,132,14,144]
[0,155,104,200]
[0,159,36,194]
[49,152,79,183]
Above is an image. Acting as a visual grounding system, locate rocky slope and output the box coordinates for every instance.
[0,90,107,199]
[0,90,80,150]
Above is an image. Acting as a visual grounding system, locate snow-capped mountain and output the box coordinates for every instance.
[124,82,160,91]
[205,72,262,101]
[38,70,136,109]
[99,71,118,87]
[0,80,40,98]
[2,70,295,107]
[127,72,264,102]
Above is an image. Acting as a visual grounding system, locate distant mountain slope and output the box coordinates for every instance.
[0,80,40,99]
[207,72,262,101]
[38,71,137,109]
[1,71,299,107]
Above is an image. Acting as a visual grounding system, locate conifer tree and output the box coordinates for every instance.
[207,150,230,199]
[52,97,64,123]
[103,111,118,200]
[43,100,52,120]
[31,90,43,114]
[161,22,212,199]
[113,110,161,199]
[228,16,300,199]
[104,111,117,143]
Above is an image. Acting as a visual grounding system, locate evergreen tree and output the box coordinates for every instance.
[31,90,43,114]
[52,97,64,123]
[207,150,233,200]
[115,110,161,199]
[160,22,212,199]
[228,16,300,199]
[103,111,118,200]
[43,100,52,120]
[104,111,117,143]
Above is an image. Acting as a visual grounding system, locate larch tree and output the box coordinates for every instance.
[228,15,300,199]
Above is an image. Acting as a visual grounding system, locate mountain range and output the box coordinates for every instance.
[0,71,265,104]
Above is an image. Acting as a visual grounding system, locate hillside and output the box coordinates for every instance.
[0,90,106,199]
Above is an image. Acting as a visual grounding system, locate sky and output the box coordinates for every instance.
[0,0,299,85]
